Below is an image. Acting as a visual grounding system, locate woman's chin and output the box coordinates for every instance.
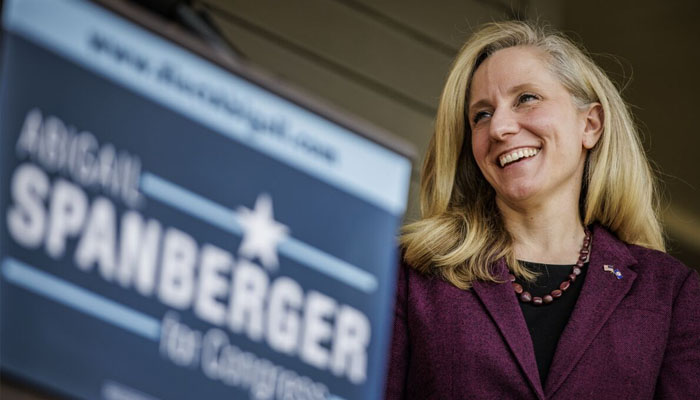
[495,185,541,207]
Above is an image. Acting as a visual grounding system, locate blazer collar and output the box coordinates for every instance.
[472,259,546,400]
[472,224,637,400]
[545,224,638,396]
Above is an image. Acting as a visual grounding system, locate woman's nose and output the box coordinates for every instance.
[488,108,519,140]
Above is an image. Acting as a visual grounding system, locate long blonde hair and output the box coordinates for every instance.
[401,21,665,289]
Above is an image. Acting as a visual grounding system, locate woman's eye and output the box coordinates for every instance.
[518,93,538,104]
[473,111,491,124]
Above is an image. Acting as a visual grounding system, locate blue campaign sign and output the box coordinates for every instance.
[0,0,413,399]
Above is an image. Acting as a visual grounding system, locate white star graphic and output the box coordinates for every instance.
[236,194,289,270]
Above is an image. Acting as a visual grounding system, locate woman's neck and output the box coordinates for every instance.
[497,197,586,265]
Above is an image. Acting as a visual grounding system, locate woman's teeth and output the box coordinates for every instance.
[499,148,540,167]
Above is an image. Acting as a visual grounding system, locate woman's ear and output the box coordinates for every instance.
[582,103,603,149]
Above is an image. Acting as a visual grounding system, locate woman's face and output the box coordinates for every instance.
[468,46,600,209]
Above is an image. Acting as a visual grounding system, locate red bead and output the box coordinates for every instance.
[581,248,589,254]
[569,273,577,282]
[512,283,523,294]
[573,267,582,275]
[551,289,562,298]
[543,295,554,304]
[576,261,584,267]
[560,280,571,291]
[520,291,532,302]
[579,254,587,261]
[532,297,543,305]
[509,274,516,282]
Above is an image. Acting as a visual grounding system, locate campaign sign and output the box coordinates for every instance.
[0,0,412,399]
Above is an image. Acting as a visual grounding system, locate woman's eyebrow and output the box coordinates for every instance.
[468,83,543,111]
[508,83,539,95]
[468,98,491,111]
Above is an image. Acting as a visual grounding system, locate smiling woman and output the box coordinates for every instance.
[386,21,700,399]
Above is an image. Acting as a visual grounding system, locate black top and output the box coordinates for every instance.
[516,261,589,387]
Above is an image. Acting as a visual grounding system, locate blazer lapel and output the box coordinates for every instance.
[545,225,638,396]
[473,259,546,400]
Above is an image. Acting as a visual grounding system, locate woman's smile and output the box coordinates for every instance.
[498,147,540,168]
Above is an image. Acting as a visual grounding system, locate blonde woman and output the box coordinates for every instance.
[385,21,700,399]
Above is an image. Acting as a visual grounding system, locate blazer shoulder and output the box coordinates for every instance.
[626,243,697,292]
[397,256,467,307]
[398,256,442,288]
[627,244,693,274]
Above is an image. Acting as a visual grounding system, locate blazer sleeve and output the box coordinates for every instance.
[384,263,410,399]
[654,269,700,399]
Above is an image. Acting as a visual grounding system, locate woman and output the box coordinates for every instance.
[385,21,700,399]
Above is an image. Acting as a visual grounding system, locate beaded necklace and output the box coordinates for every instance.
[510,227,591,306]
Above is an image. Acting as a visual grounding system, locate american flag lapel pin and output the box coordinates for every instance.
[603,264,623,279]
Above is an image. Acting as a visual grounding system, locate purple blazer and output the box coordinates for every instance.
[385,225,700,399]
